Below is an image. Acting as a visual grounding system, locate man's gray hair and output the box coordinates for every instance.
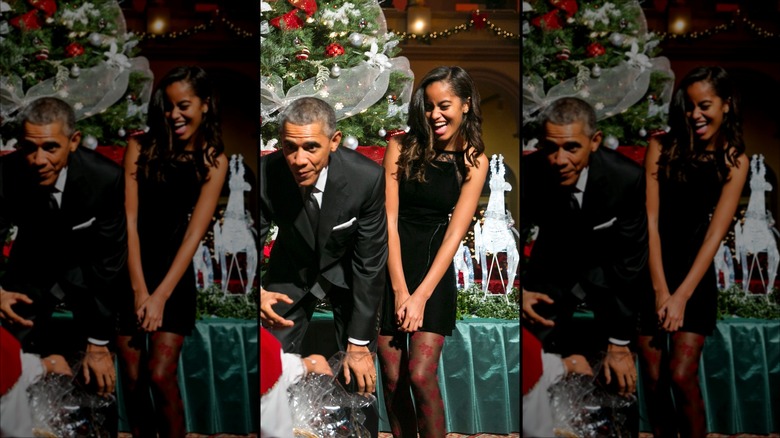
[17,97,77,138]
[277,97,337,138]
[538,97,597,137]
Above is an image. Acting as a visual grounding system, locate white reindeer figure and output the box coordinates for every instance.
[734,154,779,298]
[713,241,734,291]
[213,154,258,294]
[453,240,474,290]
[193,240,214,290]
[473,154,520,300]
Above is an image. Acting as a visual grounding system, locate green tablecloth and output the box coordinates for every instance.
[308,312,521,434]
[115,318,258,434]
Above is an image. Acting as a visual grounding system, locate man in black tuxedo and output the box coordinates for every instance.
[521,97,648,399]
[259,97,387,433]
[0,97,126,406]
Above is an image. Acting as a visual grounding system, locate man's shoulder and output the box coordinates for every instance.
[72,147,123,179]
[592,148,643,180]
[332,147,383,177]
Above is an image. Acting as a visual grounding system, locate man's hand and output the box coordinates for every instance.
[0,289,34,327]
[260,288,294,329]
[303,354,333,376]
[522,289,555,327]
[42,354,73,376]
[343,343,376,394]
[603,344,636,396]
[82,344,115,397]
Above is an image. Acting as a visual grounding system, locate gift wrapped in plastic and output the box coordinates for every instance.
[549,356,637,438]
[287,352,376,438]
[27,357,115,438]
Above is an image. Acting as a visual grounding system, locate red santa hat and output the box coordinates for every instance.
[1,326,23,396]
[260,327,283,395]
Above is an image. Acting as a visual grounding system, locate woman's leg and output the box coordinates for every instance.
[116,333,156,437]
[148,331,186,438]
[408,331,446,438]
[669,331,707,438]
[377,333,416,437]
[638,333,678,438]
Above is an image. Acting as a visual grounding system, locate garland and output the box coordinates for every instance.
[717,285,780,320]
[196,285,258,321]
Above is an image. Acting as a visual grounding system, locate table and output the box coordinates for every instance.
[305,312,521,434]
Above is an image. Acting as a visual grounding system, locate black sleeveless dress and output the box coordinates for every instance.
[380,150,466,337]
[640,154,723,336]
[119,157,202,336]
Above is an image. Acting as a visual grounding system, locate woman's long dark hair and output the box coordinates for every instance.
[137,66,224,182]
[659,66,744,182]
[397,66,484,182]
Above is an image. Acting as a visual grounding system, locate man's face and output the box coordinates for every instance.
[281,121,341,187]
[540,121,601,187]
[18,121,80,187]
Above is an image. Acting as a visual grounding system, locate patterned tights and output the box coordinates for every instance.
[639,332,707,438]
[377,331,446,438]
[118,332,186,438]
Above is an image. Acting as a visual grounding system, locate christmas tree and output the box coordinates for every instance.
[522,0,674,149]
[0,0,152,149]
[260,0,414,150]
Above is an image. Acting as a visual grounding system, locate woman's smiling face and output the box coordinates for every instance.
[685,80,729,149]
[164,80,208,149]
[424,80,469,150]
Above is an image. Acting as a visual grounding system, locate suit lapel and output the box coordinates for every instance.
[318,149,347,250]
[270,156,316,249]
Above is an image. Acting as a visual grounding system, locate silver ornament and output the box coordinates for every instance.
[591,65,602,78]
[609,32,624,47]
[638,128,647,137]
[83,135,98,150]
[118,128,126,137]
[604,135,619,150]
[348,33,364,47]
[70,65,81,78]
[404,125,411,133]
[344,135,359,150]
[378,128,387,137]
[330,64,341,78]
[88,33,103,47]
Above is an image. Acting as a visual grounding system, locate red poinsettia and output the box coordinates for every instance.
[10,10,42,31]
[288,0,317,17]
[531,10,562,31]
[28,0,57,18]
[269,9,304,30]
[549,0,578,18]
[263,240,275,259]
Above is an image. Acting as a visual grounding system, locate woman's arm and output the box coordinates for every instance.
[661,152,749,332]
[400,152,489,332]
[139,153,228,331]
[124,138,149,307]
[382,138,411,322]
[644,138,670,302]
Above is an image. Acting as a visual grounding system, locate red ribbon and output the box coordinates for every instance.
[530,9,562,30]
[288,0,317,17]
[28,0,57,18]
[549,0,578,18]
[269,9,304,30]
[10,10,42,31]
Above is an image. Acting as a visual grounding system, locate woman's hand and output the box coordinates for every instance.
[137,293,167,332]
[393,289,412,326]
[134,290,150,314]
[658,292,688,333]
[398,293,427,333]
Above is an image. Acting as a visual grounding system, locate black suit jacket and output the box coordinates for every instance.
[259,147,388,342]
[521,147,648,342]
[0,147,127,343]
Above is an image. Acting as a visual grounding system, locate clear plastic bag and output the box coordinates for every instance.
[288,352,376,438]
[549,356,636,438]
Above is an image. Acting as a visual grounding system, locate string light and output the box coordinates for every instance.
[391,16,519,43]
[136,11,254,41]
[655,10,780,41]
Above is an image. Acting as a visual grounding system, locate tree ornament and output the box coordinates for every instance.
[70,64,81,78]
[586,42,605,58]
[531,10,562,31]
[359,18,367,28]
[404,125,411,133]
[65,42,84,58]
[83,135,98,150]
[609,32,625,47]
[591,64,602,78]
[324,42,345,57]
[28,0,57,18]
[118,128,126,137]
[556,47,571,61]
[294,36,302,46]
[619,18,628,29]
[330,64,341,78]
[554,36,564,46]
[348,33,364,47]
[10,10,42,31]
[638,128,647,137]
[126,93,136,101]
[35,48,49,61]
[295,47,310,60]
[604,135,619,150]
[343,135,358,149]
[386,94,397,104]
[88,32,103,47]
[378,128,386,138]
[549,0,578,18]
[98,18,107,29]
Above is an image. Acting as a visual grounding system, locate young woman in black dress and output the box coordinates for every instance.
[117,66,228,437]
[640,66,748,437]
[377,66,488,437]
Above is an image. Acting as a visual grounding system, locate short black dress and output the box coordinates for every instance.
[640,154,723,336]
[380,150,466,337]
[119,156,202,336]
